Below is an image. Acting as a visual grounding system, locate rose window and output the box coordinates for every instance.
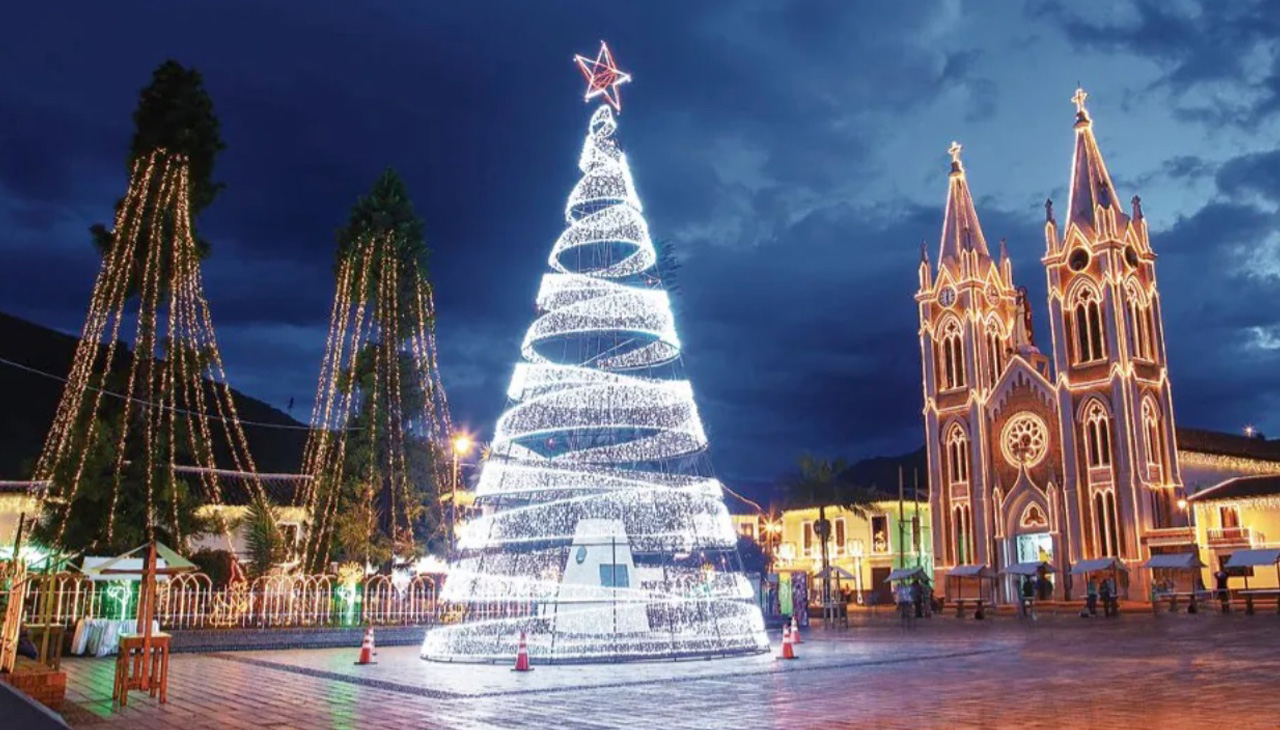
[1001,413,1048,467]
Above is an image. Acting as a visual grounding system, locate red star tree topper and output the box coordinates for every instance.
[574,41,631,112]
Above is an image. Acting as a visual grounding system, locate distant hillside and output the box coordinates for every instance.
[0,311,308,481]
[842,446,929,499]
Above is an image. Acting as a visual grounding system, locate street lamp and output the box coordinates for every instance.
[449,434,474,553]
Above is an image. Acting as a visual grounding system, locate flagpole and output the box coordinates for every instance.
[914,468,921,570]
[897,466,905,572]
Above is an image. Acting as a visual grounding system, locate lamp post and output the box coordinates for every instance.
[449,434,473,554]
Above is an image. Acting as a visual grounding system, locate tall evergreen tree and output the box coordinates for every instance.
[92,60,224,267]
[33,60,239,556]
[302,170,452,572]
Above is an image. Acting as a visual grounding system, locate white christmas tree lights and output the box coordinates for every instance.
[421,45,767,664]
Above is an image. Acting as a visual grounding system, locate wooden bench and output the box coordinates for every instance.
[1237,589,1280,616]
[1150,591,1211,614]
[950,598,988,619]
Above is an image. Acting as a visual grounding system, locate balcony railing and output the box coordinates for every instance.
[1207,527,1264,547]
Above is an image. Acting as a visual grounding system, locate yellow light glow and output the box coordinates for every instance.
[453,434,474,455]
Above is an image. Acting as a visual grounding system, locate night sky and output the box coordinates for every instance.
[2,1,1279,497]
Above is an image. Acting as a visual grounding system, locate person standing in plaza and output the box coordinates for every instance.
[911,579,923,619]
[1086,577,1098,617]
[1102,577,1118,617]
[897,581,914,628]
[1022,576,1036,620]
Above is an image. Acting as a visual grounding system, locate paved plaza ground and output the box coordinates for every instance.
[55,611,1280,729]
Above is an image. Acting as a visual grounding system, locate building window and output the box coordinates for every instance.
[939,319,966,390]
[871,515,889,554]
[952,504,974,565]
[1142,398,1164,479]
[1072,287,1106,363]
[834,517,846,550]
[802,522,814,556]
[1094,490,1123,557]
[1083,403,1112,470]
[1220,505,1240,530]
[740,522,756,540]
[1128,295,1155,361]
[947,425,970,486]
[985,322,1004,386]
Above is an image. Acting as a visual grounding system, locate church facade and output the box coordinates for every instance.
[916,88,1196,602]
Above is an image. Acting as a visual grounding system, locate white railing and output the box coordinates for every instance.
[1,570,443,631]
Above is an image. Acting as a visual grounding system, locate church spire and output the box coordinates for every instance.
[1066,86,1129,236]
[938,141,993,277]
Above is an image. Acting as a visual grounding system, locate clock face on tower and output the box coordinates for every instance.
[939,287,956,307]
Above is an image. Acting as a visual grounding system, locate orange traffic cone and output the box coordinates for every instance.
[354,628,376,665]
[512,631,532,672]
[780,625,795,660]
[369,626,377,656]
[790,616,802,644]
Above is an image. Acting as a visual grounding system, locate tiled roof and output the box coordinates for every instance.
[1176,427,1280,462]
[1187,474,1280,503]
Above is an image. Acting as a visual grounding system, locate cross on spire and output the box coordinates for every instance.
[1072,86,1089,115]
[948,140,963,173]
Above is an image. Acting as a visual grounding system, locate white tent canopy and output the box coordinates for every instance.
[1143,553,1205,570]
[1225,549,1280,568]
[1070,558,1127,574]
[1000,561,1055,576]
[948,564,993,578]
[884,567,926,583]
[82,557,169,582]
[814,565,857,581]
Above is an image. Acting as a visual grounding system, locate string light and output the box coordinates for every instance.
[33,150,262,551]
[919,88,1194,579]
[299,218,454,570]
[423,61,766,662]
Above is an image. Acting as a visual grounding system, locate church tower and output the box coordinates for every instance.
[918,143,1020,571]
[1042,88,1190,568]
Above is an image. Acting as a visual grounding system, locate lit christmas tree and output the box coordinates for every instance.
[33,62,265,554]
[422,43,767,663]
[300,170,454,572]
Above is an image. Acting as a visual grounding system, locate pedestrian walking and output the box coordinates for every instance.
[1085,577,1098,617]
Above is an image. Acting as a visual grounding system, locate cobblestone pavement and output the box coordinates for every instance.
[57,612,1280,729]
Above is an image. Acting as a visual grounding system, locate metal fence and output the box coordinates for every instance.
[0,570,442,630]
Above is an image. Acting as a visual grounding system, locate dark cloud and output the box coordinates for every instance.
[1216,151,1280,203]
[1035,0,1280,126]
[1,0,1279,500]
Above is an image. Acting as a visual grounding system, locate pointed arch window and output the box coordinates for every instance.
[1093,489,1123,557]
[946,425,970,487]
[984,320,1005,386]
[952,503,975,565]
[1083,402,1112,471]
[1126,283,1156,361]
[938,318,966,390]
[1072,287,1106,364]
[1142,398,1165,480]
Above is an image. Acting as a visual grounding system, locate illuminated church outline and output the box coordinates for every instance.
[916,88,1192,600]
